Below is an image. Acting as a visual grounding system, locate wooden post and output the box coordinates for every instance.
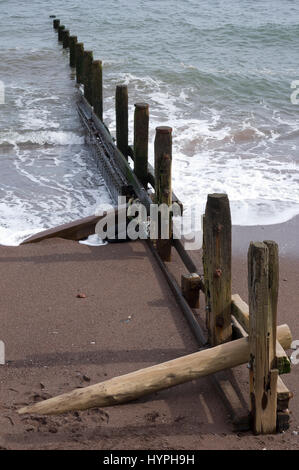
[154,126,172,262]
[69,36,77,67]
[18,323,291,416]
[231,293,290,374]
[58,25,65,42]
[91,60,103,120]
[53,19,60,29]
[181,273,201,308]
[231,291,292,432]
[115,84,128,158]
[75,43,84,84]
[62,29,70,49]
[82,51,93,105]
[134,103,149,188]
[248,242,278,434]
[202,194,232,346]
[264,240,279,366]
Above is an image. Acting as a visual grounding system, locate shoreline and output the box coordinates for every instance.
[1,211,299,256]
[232,213,299,258]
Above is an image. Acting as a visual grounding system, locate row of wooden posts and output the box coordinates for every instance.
[53,18,173,261]
[51,19,292,434]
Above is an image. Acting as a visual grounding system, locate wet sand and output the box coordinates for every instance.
[0,216,298,450]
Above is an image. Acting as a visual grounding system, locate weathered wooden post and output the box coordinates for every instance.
[181,273,201,308]
[62,29,70,49]
[91,60,103,121]
[202,194,232,346]
[69,35,77,67]
[154,126,172,262]
[264,240,290,430]
[134,103,149,188]
[115,84,128,159]
[58,25,65,42]
[248,242,278,434]
[82,50,93,105]
[53,19,60,29]
[75,43,84,84]
[264,240,279,355]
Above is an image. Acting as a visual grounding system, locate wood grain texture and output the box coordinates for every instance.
[248,242,278,434]
[203,194,232,345]
[154,126,173,261]
[18,323,291,416]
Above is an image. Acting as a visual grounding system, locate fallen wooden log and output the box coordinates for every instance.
[18,323,291,416]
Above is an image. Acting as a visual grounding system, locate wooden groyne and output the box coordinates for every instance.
[18,18,293,435]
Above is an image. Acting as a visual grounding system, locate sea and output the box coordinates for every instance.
[1,0,299,245]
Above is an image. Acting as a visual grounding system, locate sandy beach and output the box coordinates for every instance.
[0,214,298,450]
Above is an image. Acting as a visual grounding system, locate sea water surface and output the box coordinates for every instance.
[1,0,299,245]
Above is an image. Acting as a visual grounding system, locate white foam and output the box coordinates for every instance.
[0,130,84,147]
[102,69,299,227]
[79,234,108,246]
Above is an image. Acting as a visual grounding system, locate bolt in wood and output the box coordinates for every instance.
[91,60,103,120]
[154,126,172,262]
[75,43,84,84]
[134,103,149,188]
[115,84,128,159]
[69,35,77,68]
[248,242,278,434]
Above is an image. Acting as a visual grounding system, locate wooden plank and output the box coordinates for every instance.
[231,294,249,331]
[18,323,291,415]
[202,194,232,346]
[21,206,128,244]
[248,242,278,434]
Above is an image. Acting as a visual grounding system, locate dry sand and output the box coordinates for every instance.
[0,216,298,450]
